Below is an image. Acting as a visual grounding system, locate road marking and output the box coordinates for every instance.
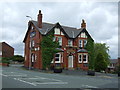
[34,82,68,84]
[0,73,8,77]
[14,76,68,86]
[14,78,36,86]
[82,85,98,88]
[34,76,62,82]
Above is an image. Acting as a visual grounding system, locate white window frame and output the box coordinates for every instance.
[68,39,73,46]
[31,54,35,62]
[55,53,61,63]
[84,40,87,47]
[83,54,88,63]
[79,40,83,48]
[78,54,82,63]
[58,37,62,46]
[31,40,35,47]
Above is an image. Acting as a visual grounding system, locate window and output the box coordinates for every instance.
[31,26,34,30]
[83,54,88,63]
[78,54,82,63]
[84,40,87,47]
[30,31,36,37]
[31,40,35,47]
[0,51,2,55]
[58,37,62,46]
[68,39,73,46]
[79,40,83,48]
[55,28,60,35]
[31,54,35,62]
[53,37,56,42]
[55,53,61,63]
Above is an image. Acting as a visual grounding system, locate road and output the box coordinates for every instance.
[0,64,119,88]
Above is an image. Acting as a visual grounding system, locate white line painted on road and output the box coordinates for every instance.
[35,76,62,82]
[82,85,98,88]
[34,82,68,84]
[14,78,36,86]
[0,73,8,77]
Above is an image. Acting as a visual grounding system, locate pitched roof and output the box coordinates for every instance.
[23,20,93,42]
[31,20,83,38]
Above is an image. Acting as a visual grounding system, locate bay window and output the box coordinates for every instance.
[55,53,61,63]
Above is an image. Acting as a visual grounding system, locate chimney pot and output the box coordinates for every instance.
[81,19,86,29]
[37,10,42,28]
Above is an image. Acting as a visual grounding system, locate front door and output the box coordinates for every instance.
[68,55,73,68]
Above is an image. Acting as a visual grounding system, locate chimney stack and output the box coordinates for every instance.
[81,19,86,29]
[37,10,42,28]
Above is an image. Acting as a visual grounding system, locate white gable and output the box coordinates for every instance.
[54,28,60,35]
[79,32,87,38]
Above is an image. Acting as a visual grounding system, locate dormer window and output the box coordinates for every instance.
[68,39,73,46]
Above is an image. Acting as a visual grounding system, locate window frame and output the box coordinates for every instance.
[55,53,61,63]
[79,40,83,48]
[68,39,73,46]
[78,54,82,63]
[58,37,62,46]
[83,54,88,63]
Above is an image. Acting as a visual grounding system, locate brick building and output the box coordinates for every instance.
[23,10,94,70]
[0,42,14,58]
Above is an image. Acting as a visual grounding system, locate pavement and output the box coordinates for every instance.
[0,64,119,89]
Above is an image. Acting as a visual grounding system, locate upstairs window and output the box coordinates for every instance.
[84,40,87,47]
[68,39,73,46]
[58,37,62,46]
[79,40,83,48]
[30,31,36,38]
[31,40,35,47]
[53,37,56,42]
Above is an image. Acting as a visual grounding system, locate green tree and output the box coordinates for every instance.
[85,37,94,70]
[11,55,24,62]
[41,30,59,69]
[94,43,110,72]
[95,52,108,72]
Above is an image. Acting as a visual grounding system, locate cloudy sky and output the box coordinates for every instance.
[0,1,118,59]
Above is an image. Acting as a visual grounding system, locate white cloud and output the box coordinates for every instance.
[0,2,118,59]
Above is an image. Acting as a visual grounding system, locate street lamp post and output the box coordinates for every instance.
[26,15,32,70]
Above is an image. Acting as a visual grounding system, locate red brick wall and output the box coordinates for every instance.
[24,23,42,69]
[0,42,14,58]
[24,23,89,70]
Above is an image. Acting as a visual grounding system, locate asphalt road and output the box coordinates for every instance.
[0,64,119,88]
